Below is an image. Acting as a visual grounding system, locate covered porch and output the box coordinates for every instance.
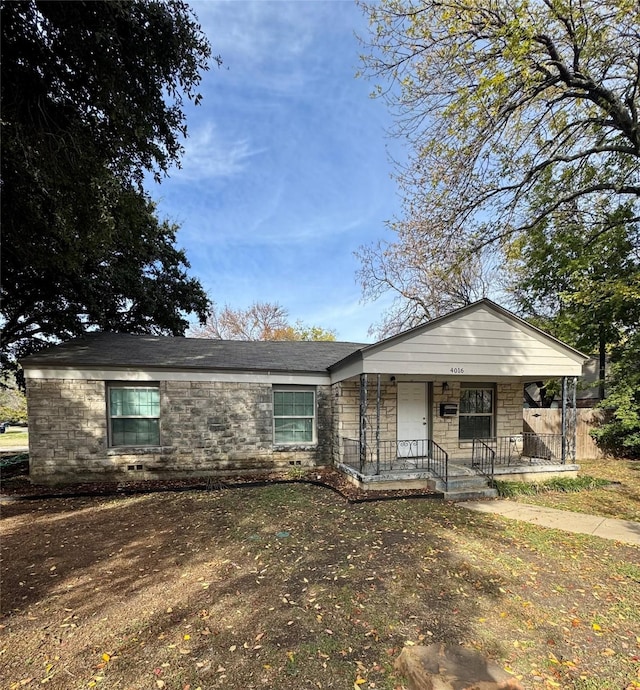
[327,301,587,495]
[333,374,579,492]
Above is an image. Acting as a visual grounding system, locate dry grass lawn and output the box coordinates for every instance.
[0,427,28,448]
[1,477,639,690]
[510,458,640,522]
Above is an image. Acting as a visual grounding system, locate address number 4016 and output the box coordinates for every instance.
[450,367,464,374]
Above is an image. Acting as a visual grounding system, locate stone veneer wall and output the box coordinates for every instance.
[432,380,524,460]
[331,377,397,464]
[333,377,524,462]
[495,381,526,438]
[26,378,332,485]
[431,381,461,457]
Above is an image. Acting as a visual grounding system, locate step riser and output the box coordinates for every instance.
[444,488,498,501]
[446,478,490,489]
[432,473,496,502]
[435,479,492,491]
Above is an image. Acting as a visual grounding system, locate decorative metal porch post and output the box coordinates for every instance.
[568,376,577,462]
[561,377,566,464]
[376,374,381,475]
[561,376,578,464]
[359,373,367,472]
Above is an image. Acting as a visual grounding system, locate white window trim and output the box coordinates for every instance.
[107,382,161,448]
[459,384,495,441]
[272,386,317,446]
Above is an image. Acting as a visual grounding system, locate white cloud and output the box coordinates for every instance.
[193,1,320,63]
[175,122,265,180]
[191,1,350,95]
[149,2,403,343]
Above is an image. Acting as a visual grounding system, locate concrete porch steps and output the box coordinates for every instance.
[433,477,498,501]
[337,462,498,501]
[433,464,498,501]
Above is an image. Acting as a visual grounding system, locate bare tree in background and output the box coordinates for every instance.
[189,302,337,341]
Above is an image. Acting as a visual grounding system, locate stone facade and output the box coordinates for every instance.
[26,374,525,484]
[433,381,523,460]
[27,378,332,485]
[495,381,525,438]
[333,378,524,462]
[432,381,460,457]
[331,377,398,465]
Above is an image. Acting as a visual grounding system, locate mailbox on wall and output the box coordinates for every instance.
[439,403,458,417]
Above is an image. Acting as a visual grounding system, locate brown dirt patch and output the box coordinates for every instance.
[1,484,638,690]
[0,466,441,503]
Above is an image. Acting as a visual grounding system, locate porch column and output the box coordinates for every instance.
[561,376,578,464]
[568,376,577,462]
[359,373,367,471]
[376,374,381,475]
[561,377,567,464]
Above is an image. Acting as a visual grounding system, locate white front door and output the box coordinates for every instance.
[397,382,429,458]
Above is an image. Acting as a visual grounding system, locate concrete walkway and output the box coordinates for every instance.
[460,499,640,546]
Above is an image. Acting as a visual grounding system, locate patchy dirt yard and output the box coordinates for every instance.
[1,484,639,690]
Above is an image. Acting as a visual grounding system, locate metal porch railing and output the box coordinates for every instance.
[472,432,565,480]
[340,437,448,488]
[486,433,563,465]
[471,439,495,481]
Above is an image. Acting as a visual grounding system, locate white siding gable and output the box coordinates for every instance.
[331,302,586,381]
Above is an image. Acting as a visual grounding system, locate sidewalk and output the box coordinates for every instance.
[460,499,640,546]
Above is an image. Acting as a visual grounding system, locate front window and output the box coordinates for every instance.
[459,386,494,440]
[273,388,315,444]
[108,384,160,447]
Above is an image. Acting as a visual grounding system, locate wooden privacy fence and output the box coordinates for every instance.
[523,408,607,460]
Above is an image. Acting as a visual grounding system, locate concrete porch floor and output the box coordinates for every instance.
[336,458,580,500]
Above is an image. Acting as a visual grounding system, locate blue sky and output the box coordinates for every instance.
[147,0,403,343]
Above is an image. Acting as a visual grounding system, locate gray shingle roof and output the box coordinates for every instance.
[22,333,367,373]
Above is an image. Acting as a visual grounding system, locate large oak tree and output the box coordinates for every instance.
[357,0,640,333]
[1,0,218,366]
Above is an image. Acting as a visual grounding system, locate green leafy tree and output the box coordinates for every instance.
[357,0,640,324]
[591,334,640,458]
[507,192,640,395]
[290,323,338,342]
[0,375,28,424]
[1,0,218,366]
[506,185,640,452]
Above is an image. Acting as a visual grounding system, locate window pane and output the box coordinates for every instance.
[112,418,159,446]
[274,418,312,443]
[478,390,493,413]
[459,415,492,440]
[110,387,159,417]
[109,386,160,447]
[110,388,123,416]
[460,388,493,414]
[459,389,474,414]
[274,391,314,418]
[273,389,315,443]
[299,392,314,416]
